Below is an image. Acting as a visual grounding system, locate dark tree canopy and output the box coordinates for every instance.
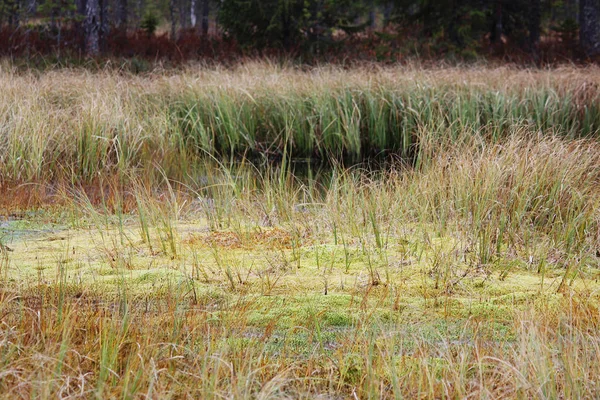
[0,0,596,61]
[218,0,366,50]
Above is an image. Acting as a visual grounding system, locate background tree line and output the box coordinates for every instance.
[0,0,599,61]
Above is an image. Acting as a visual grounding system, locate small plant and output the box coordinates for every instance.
[257,251,289,295]
[0,235,11,278]
[140,11,159,37]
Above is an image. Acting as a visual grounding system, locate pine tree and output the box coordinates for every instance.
[580,0,600,57]
[85,0,99,55]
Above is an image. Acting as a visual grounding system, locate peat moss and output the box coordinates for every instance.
[1,221,598,339]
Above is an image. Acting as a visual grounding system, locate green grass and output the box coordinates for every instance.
[174,83,600,158]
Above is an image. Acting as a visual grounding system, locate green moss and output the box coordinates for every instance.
[3,219,599,339]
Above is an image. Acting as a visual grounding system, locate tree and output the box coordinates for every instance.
[99,0,108,49]
[140,9,159,36]
[219,0,365,50]
[117,0,128,28]
[386,0,536,53]
[169,0,176,38]
[190,0,195,27]
[37,0,77,51]
[490,0,503,46]
[1,0,21,26]
[179,0,188,30]
[85,0,99,55]
[76,0,87,37]
[529,0,541,59]
[387,0,489,51]
[580,0,600,57]
[201,0,208,35]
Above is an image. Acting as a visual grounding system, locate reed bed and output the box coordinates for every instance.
[1,62,599,185]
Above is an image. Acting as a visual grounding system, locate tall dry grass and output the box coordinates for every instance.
[0,287,599,399]
[1,62,599,185]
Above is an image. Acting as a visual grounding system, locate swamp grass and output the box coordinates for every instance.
[1,63,600,398]
[1,62,600,185]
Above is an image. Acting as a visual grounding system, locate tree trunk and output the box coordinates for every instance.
[281,5,291,50]
[75,0,87,50]
[179,0,188,29]
[170,0,177,39]
[134,0,144,29]
[8,0,21,27]
[190,0,196,27]
[77,0,87,22]
[383,2,392,26]
[85,0,100,56]
[99,0,109,50]
[570,0,578,21]
[491,0,503,44]
[580,0,600,57]
[201,0,209,36]
[529,0,541,59]
[27,0,36,15]
[22,0,35,25]
[117,0,128,29]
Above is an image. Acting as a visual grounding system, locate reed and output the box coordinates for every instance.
[1,63,599,187]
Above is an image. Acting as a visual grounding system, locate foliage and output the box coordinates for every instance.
[140,10,160,36]
[0,0,593,61]
[218,0,366,49]
[38,0,79,25]
[0,0,20,25]
[386,0,536,53]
